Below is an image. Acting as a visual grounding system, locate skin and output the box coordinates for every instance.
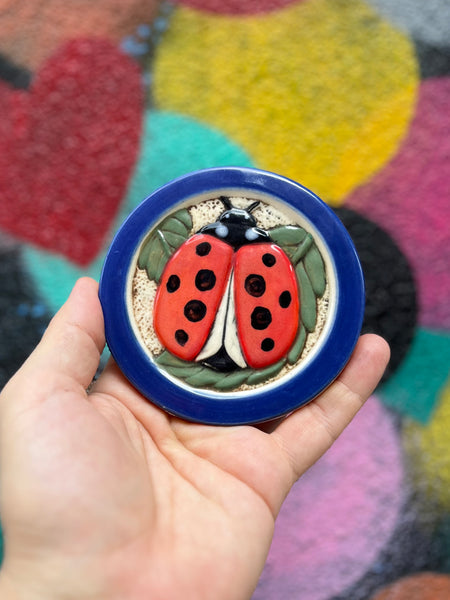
[0,277,389,600]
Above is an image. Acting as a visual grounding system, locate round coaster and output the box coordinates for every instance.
[99,167,364,425]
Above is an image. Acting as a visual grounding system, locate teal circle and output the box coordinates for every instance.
[380,328,450,424]
[22,110,254,312]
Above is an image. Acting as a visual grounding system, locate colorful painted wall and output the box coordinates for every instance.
[0,1,449,598]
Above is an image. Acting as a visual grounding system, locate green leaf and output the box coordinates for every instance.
[287,323,307,364]
[270,224,308,246]
[153,248,171,283]
[175,209,193,228]
[270,225,308,261]
[155,351,286,391]
[304,246,326,296]
[296,262,317,332]
[138,209,192,282]
[246,360,286,385]
[137,238,152,269]
[186,369,225,387]
[163,231,190,249]
[291,233,314,264]
[155,351,188,369]
[163,214,192,236]
[213,369,253,390]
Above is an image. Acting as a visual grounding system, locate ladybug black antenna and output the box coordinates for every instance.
[247,201,260,214]
[220,196,233,210]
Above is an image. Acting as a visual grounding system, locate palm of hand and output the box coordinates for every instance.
[0,279,389,600]
[2,364,290,600]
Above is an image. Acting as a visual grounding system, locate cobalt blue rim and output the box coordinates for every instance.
[99,167,365,425]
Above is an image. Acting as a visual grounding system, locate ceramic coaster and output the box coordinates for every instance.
[99,167,364,425]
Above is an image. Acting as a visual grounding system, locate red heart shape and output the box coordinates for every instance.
[0,39,143,265]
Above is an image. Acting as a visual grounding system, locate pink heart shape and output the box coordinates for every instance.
[0,39,143,265]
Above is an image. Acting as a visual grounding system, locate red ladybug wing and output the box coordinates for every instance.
[153,234,233,361]
[233,243,299,369]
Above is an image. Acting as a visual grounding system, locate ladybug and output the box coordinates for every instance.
[153,198,300,371]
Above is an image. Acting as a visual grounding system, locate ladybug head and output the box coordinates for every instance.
[198,197,271,248]
[219,208,256,232]
[218,198,260,228]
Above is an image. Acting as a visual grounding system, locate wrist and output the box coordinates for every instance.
[0,570,51,600]
[0,571,21,600]
[0,564,106,600]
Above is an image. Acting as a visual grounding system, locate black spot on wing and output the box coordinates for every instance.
[245,274,266,297]
[166,274,180,293]
[261,338,275,352]
[262,253,276,267]
[279,290,292,308]
[195,269,216,291]
[196,241,211,256]
[184,300,207,322]
[251,306,272,330]
[175,329,189,346]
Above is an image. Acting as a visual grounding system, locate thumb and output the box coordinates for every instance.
[1,277,105,407]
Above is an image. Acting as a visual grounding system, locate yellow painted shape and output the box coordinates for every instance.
[404,380,450,509]
[153,0,418,204]
[335,83,417,200]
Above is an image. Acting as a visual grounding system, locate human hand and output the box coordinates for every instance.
[0,278,389,600]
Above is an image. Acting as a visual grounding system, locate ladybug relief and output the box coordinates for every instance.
[154,199,300,372]
[133,196,328,391]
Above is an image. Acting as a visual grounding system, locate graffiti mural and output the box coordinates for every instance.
[0,0,449,597]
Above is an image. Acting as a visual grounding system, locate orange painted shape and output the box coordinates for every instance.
[234,243,299,369]
[153,234,233,361]
[370,573,450,600]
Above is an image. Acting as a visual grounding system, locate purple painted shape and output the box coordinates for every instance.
[171,0,302,16]
[0,230,20,250]
[346,77,450,330]
[253,397,404,600]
